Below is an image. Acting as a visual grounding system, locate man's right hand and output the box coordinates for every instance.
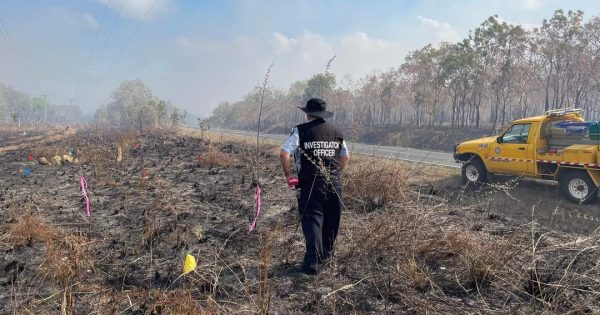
[287,177,299,190]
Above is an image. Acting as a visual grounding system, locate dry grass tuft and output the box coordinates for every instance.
[116,131,138,161]
[41,233,94,287]
[397,256,429,290]
[77,145,113,165]
[116,131,137,148]
[74,131,138,166]
[86,288,213,315]
[31,146,64,160]
[6,213,56,246]
[197,144,236,168]
[255,226,282,314]
[419,230,516,287]
[141,208,159,249]
[344,158,411,211]
[147,289,207,315]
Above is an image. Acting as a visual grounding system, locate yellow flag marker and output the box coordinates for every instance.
[182,254,197,274]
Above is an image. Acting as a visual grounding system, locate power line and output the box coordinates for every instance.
[78,0,127,100]
[0,58,17,85]
[0,59,7,73]
[74,0,112,101]
[0,14,35,90]
[0,14,27,88]
[87,0,159,98]
[96,0,127,66]
[0,15,26,69]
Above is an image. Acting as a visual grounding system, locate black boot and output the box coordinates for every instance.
[301,256,319,275]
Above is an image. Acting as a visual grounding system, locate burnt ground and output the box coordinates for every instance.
[0,129,598,314]
[431,174,600,235]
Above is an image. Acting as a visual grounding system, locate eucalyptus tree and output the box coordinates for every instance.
[532,10,586,111]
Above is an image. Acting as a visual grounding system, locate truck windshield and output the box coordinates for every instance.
[502,123,531,144]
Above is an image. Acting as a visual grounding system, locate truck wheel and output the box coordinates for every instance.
[559,170,599,204]
[462,159,487,185]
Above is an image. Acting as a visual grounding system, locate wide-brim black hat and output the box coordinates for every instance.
[298,98,333,119]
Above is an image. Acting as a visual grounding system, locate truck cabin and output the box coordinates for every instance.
[493,108,599,176]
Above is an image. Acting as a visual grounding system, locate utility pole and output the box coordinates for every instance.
[41,93,48,125]
[66,99,75,125]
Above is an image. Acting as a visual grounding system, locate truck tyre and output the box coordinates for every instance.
[462,159,488,185]
[559,170,599,204]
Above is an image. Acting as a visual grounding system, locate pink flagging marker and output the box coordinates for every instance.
[248,185,262,233]
[80,176,91,217]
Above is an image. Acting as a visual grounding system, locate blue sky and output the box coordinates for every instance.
[1,0,598,117]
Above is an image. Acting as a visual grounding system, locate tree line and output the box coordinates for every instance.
[211,10,600,134]
[0,79,194,131]
[93,79,196,131]
[0,83,82,125]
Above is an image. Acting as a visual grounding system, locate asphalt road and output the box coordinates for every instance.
[214,129,460,168]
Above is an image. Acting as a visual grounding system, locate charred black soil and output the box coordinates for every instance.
[0,129,598,314]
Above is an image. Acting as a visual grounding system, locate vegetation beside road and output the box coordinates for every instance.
[211,10,600,141]
[0,128,598,313]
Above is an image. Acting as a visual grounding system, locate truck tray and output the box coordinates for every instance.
[547,138,600,147]
[590,124,600,141]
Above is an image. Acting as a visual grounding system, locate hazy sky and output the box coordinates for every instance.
[0,0,598,117]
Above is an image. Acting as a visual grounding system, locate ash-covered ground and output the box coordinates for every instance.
[0,129,598,314]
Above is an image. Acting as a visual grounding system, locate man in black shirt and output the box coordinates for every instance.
[280,98,350,275]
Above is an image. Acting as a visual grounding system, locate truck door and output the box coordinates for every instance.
[488,123,533,174]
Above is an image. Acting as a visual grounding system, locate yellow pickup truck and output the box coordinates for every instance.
[454,108,600,203]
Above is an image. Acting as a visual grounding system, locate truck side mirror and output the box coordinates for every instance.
[496,136,503,144]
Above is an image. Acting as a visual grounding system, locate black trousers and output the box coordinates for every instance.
[298,178,342,269]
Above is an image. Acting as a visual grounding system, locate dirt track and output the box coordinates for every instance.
[0,130,598,314]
